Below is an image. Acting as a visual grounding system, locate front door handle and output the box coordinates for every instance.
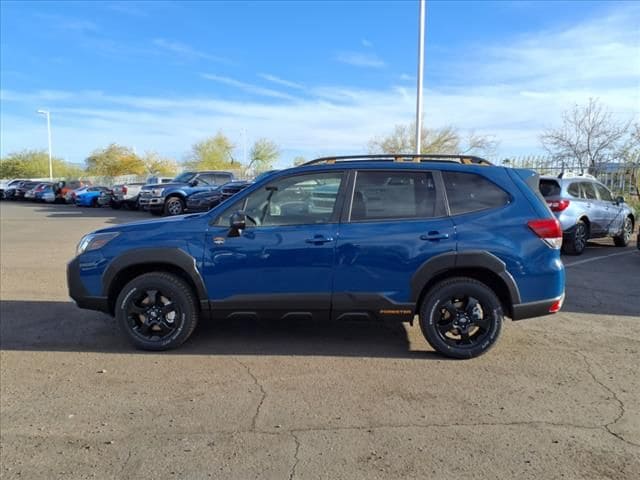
[305,235,334,245]
[420,231,450,241]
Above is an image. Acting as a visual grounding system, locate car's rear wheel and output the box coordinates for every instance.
[562,220,588,255]
[110,201,121,210]
[164,196,185,216]
[613,216,633,247]
[115,272,199,351]
[419,277,503,359]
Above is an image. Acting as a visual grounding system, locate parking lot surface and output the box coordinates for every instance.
[1,201,639,479]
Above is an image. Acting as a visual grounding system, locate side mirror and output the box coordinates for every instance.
[615,196,625,205]
[229,211,246,236]
[189,179,198,187]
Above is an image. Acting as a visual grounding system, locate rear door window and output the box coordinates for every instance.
[567,182,581,198]
[581,182,598,200]
[350,171,442,221]
[442,171,510,215]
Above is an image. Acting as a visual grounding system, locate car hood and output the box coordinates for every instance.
[142,182,186,190]
[95,212,207,235]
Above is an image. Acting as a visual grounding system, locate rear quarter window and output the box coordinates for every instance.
[443,171,510,215]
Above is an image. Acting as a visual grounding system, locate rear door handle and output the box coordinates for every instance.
[420,231,450,241]
[305,235,334,245]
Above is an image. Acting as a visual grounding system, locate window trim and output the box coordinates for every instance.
[345,169,448,224]
[212,170,348,228]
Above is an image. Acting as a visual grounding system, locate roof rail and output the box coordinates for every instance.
[300,154,493,167]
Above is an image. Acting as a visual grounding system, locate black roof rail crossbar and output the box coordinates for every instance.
[301,154,493,166]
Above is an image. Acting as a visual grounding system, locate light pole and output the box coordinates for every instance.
[415,0,426,154]
[37,109,53,180]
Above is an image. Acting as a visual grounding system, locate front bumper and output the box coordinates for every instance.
[67,257,110,313]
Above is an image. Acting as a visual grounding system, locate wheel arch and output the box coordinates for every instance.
[411,251,521,319]
[103,248,208,315]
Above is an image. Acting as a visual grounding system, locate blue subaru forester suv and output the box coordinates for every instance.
[67,155,565,358]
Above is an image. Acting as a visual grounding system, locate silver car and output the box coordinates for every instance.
[539,175,635,254]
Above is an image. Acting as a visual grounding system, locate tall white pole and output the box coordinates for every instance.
[46,112,53,181]
[37,110,53,180]
[415,0,426,154]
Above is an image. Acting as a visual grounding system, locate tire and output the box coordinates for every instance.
[115,272,199,351]
[562,220,588,255]
[111,201,121,210]
[164,196,185,216]
[613,216,633,247]
[419,277,503,359]
[91,197,99,208]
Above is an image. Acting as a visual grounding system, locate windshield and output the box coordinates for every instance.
[172,172,196,183]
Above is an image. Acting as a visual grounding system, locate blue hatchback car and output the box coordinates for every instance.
[68,155,565,358]
[75,186,110,207]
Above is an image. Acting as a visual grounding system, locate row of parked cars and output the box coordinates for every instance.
[1,170,278,217]
[2,169,636,254]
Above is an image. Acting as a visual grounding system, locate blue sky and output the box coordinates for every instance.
[1,0,638,168]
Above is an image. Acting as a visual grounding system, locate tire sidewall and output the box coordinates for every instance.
[164,196,184,216]
[115,274,197,351]
[419,280,503,359]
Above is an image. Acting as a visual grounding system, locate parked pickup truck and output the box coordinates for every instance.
[139,171,235,216]
[111,178,173,210]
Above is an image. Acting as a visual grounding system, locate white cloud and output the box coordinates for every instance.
[258,73,305,90]
[335,52,386,68]
[153,38,228,63]
[200,74,297,100]
[361,39,373,48]
[2,5,638,166]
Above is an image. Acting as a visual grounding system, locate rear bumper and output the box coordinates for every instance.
[511,294,564,321]
[67,257,110,313]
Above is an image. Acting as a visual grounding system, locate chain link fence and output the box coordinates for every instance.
[502,155,640,198]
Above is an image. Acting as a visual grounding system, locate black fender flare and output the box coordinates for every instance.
[410,250,521,305]
[102,248,208,309]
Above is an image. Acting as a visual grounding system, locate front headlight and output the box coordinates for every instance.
[76,232,120,256]
[151,188,164,196]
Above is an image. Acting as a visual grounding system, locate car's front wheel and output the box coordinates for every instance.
[562,220,588,255]
[613,216,633,247]
[164,196,185,216]
[419,277,503,359]
[115,272,199,351]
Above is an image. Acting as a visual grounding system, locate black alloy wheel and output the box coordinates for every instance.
[115,272,199,350]
[419,277,503,359]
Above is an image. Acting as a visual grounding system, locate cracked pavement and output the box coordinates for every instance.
[1,202,639,479]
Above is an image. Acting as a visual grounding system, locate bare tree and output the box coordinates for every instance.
[368,123,498,157]
[540,98,630,173]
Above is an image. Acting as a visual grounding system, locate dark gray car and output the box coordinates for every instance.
[539,174,635,255]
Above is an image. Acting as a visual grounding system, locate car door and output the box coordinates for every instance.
[580,182,604,235]
[202,170,347,320]
[332,169,455,322]
[594,182,622,234]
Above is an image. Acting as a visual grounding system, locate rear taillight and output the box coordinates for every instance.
[546,199,570,212]
[122,186,127,194]
[527,218,563,249]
